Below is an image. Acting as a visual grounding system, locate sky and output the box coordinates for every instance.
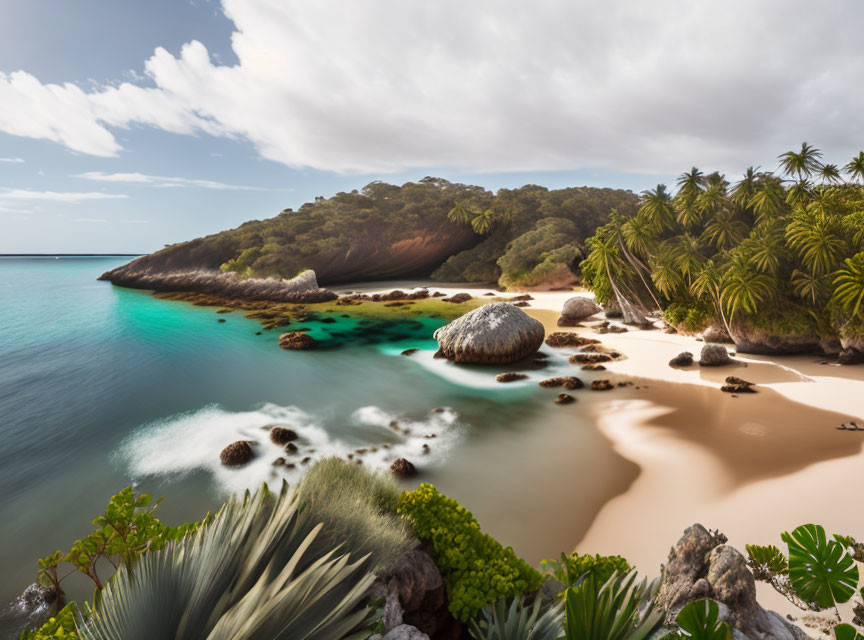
[1,0,863,254]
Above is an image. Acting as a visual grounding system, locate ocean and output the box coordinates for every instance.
[0,256,632,636]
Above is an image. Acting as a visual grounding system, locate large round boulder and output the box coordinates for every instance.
[433,302,545,364]
[558,296,602,326]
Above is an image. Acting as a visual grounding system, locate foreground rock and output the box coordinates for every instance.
[433,302,545,364]
[544,332,601,348]
[590,379,614,391]
[558,296,602,326]
[570,353,613,364]
[442,293,472,303]
[659,524,812,640]
[220,441,253,467]
[699,344,732,366]
[98,267,337,303]
[555,393,575,404]
[669,352,694,367]
[279,331,318,350]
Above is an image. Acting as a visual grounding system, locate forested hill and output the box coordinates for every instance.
[102,177,638,288]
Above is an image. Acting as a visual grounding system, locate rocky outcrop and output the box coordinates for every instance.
[703,325,734,344]
[659,524,812,640]
[730,322,822,355]
[220,441,253,467]
[442,293,472,303]
[433,303,545,364]
[99,267,337,303]
[699,345,732,366]
[558,297,602,326]
[669,352,694,367]
[369,545,459,640]
[838,347,864,365]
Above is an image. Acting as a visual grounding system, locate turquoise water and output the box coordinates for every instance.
[0,257,629,636]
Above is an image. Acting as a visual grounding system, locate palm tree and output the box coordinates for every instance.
[690,259,733,334]
[792,268,826,306]
[640,184,676,232]
[650,250,684,298]
[831,252,864,316]
[731,167,761,208]
[743,232,785,275]
[819,163,843,184]
[622,216,657,257]
[786,213,846,275]
[669,233,705,280]
[721,261,775,318]
[844,151,864,184]
[700,210,748,251]
[748,179,787,222]
[786,179,813,207]
[778,142,824,179]
[447,201,473,224]
[470,209,497,234]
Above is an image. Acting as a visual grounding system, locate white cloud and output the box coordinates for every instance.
[120,219,150,224]
[74,217,107,223]
[2,1,864,174]
[0,188,128,202]
[0,157,25,163]
[0,205,33,214]
[73,171,273,191]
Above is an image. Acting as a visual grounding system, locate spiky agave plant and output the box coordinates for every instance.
[77,483,380,640]
[563,571,664,640]
[469,597,564,640]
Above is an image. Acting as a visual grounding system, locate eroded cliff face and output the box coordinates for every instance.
[100,219,477,289]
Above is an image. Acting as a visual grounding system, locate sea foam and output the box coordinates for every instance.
[117,402,462,494]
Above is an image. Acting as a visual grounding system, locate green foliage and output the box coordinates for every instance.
[297,457,411,567]
[78,483,380,640]
[745,544,788,580]
[663,302,712,333]
[19,603,79,640]
[497,218,582,288]
[38,487,211,594]
[541,552,631,589]
[782,524,860,609]
[580,144,864,341]
[397,483,543,621]
[562,571,664,640]
[835,624,864,640]
[674,599,732,640]
[469,597,564,640]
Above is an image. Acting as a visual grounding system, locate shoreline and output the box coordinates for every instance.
[338,282,864,575]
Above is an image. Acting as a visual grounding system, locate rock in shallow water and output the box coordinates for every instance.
[433,302,545,364]
[555,393,575,404]
[269,426,298,444]
[699,344,732,366]
[669,352,694,367]
[495,372,528,383]
[539,376,583,389]
[278,331,317,350]
[220,441,253,467]
[721,376,756,393]
[390,458,417,477]
[544,332,601,348]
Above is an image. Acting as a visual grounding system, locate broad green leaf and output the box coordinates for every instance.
[675,600,732,640]
[782,524,859,608]
[834,624,864,640]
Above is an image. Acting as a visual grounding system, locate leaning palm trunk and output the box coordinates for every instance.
[617,237,662,312]
[605,259,653,325]
[77,484,376,640]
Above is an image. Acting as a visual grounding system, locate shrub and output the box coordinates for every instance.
[663,302,713,333]
[469,597,563,640]
[298,457,411,568]
[19,604,78,640]
[541,552,631,589]
[397,483,543,621]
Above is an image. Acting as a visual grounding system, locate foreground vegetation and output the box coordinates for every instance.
[582,144,864,347]
[21,460,864,640]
